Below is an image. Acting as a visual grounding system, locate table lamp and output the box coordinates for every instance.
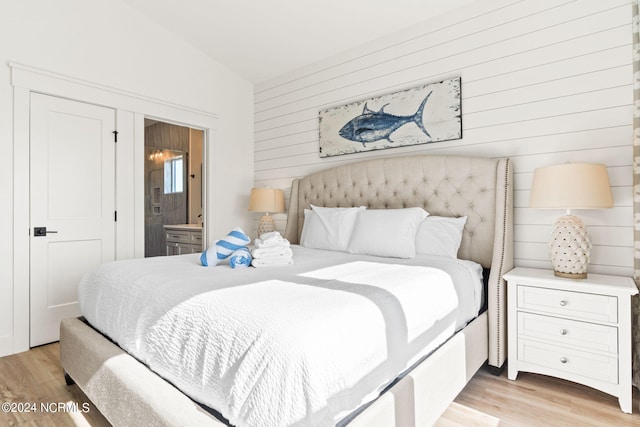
[248,187,285,236]
[529,163,613,279]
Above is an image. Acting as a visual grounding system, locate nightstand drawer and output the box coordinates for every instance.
[518,312,617,354]
[518,339,618,384]
[517,285,617,323]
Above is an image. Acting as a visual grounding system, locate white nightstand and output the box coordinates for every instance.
[504,267,638,414]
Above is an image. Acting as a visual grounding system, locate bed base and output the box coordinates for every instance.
[61,312,488,427]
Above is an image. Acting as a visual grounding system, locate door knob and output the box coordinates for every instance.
[34,227,58,237]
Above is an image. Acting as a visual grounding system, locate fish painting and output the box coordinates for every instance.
[318,77,462,158]
[338,91,432,146]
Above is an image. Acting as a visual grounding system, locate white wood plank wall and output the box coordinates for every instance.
[253,0,633,276]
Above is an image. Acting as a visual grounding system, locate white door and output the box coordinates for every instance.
[30,93,116,346]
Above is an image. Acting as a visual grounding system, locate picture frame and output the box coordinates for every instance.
[318,77,461,157]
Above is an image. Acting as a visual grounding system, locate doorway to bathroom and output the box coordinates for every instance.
[144,119,204,257]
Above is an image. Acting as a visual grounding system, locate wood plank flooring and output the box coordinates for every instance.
[1,343,638,426]
[0,343,109,426]
[437,367,640,427]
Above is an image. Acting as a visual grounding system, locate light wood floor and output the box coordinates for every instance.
[1,343,638,426]
[0,343,109,427]
[438,367,640,427]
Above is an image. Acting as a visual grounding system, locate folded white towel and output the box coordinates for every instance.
[251,257,294,267]
[251,246,293,259]
[254,238,290,249]
[259,231,284,243]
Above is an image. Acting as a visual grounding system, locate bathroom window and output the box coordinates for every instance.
[164,155,184,194]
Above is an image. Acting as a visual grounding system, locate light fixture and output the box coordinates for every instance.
[148,149,163,161]
[248,188,285,236]
[529,163,613,279]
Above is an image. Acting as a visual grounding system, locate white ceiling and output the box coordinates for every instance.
[122,0,476,84]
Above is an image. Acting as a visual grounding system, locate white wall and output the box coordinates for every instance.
[254,0,634,277]
[0,0,254,356]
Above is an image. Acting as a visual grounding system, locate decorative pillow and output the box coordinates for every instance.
[415,216,467,258]
[200,227,250,266]
[347,207,428,258]
[300,205,365,251]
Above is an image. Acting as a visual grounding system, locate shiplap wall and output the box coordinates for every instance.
[253,0,634,276]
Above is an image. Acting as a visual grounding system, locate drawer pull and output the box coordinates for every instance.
[559,300,567,306]
[560,357,568,364]
[560,329,568,335]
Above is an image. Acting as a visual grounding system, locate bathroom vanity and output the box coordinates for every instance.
[164,224,203,255]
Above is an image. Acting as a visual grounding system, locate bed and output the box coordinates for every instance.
[60,154,513,426]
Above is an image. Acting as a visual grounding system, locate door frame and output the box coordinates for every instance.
[9,62,217,355]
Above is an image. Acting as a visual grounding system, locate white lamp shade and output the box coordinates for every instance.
[529,163,613,209]
[529,162,612,279]
[248,188,285,214]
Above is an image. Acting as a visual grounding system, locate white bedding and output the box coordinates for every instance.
[78,246,483,427]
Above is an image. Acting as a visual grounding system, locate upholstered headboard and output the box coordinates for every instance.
[283,154,513,371]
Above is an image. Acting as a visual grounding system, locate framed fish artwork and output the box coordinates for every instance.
[318,77,461,157]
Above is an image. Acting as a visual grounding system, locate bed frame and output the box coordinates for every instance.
[60,154,513,426]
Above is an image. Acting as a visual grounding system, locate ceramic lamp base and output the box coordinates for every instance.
[549,214,591,279]
[553,270,588,280]
[257,214,275,236]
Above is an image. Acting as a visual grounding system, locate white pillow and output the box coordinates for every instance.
[300,205,365,251]
[415,216,467,258]
[347,207,429,258]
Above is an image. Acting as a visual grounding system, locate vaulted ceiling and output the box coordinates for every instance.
[122,0,476,84]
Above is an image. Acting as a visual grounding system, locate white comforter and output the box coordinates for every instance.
[79,246,483,427]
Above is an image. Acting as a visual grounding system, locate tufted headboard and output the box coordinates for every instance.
[283,154,513,371]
